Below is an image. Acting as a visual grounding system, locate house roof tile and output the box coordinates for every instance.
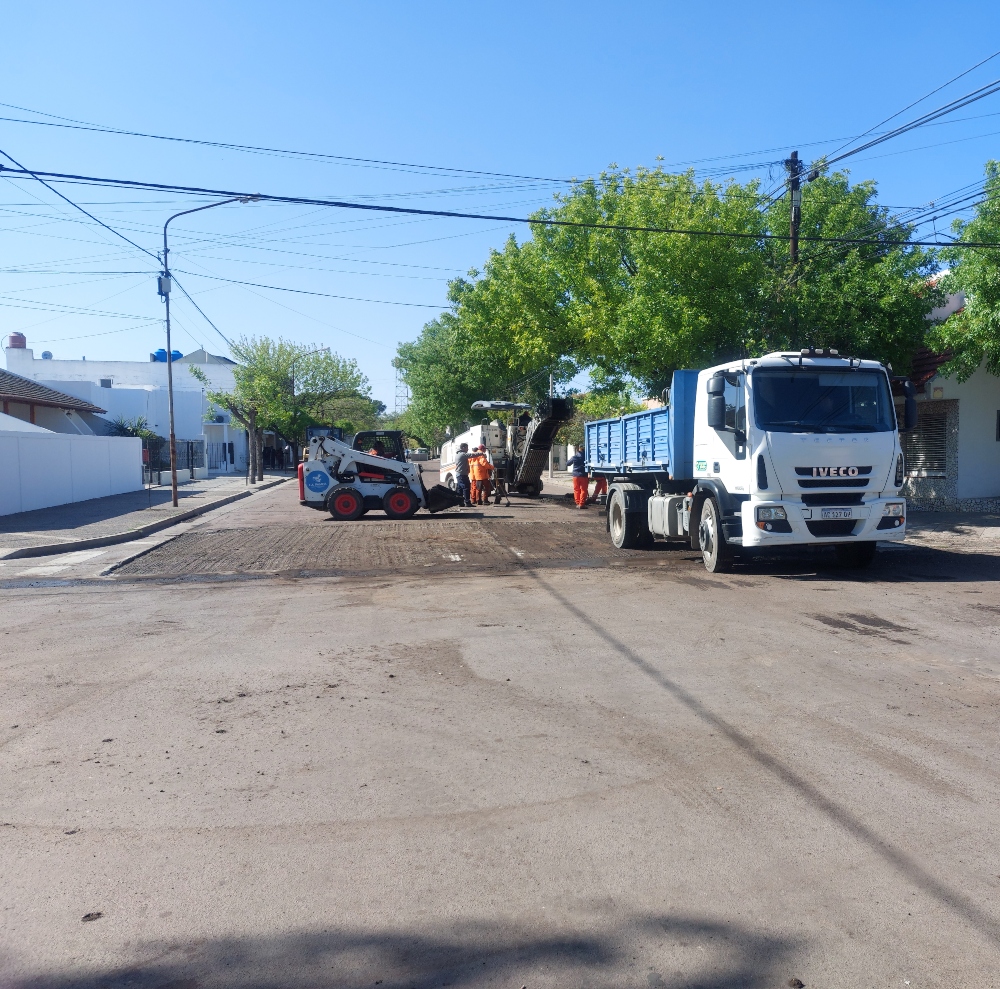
[0,368,106,413]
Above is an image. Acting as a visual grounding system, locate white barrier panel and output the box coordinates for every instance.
[0,432,142,517]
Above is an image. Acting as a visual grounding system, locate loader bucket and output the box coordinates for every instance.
[423,483,463,514]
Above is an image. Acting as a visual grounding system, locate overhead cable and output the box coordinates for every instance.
[0,145,160,263]
[3,164,993,248]
[0,102,570,184]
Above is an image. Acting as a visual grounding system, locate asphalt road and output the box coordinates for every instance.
[1,478,999,988]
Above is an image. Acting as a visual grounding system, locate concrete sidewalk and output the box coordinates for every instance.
[0,472,290,559]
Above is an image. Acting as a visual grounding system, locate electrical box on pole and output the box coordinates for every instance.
[157,275,171,297]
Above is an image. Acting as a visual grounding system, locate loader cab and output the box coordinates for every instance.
[352,430,407,463]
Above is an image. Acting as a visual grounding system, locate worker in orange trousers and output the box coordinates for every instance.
[590,475,608,504]
[567,447,589,509]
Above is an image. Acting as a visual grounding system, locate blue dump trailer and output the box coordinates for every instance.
[585,370,698,479]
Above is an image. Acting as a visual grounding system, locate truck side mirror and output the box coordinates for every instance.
[707,394,727,430]
[902,380,918,432]
[706,375,726,396]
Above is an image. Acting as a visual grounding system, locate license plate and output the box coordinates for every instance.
[821,508,853,520]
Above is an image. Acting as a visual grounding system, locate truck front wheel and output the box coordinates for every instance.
[835,541,877,569]
[699,498,733,573]
[609,489,648,549]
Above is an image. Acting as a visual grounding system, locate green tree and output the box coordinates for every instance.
[193,336,380,481]
[765,172,941,370]
[558,373,644,448]
[396,165,938,429]
[106,414,158,440]
[930,160,1000,380]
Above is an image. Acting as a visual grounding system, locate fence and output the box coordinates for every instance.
[143,438,206,484]
[206,441,235,471]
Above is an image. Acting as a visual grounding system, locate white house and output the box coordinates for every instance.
[3,334,247,472]
[900,289,1000,511]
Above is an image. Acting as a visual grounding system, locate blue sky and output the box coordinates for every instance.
[3,0,1000,406]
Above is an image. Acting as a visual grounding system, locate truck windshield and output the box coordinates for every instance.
[752,368,895,433]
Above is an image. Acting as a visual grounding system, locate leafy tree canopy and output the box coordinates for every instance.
[930,160,1000,380]
[396,166,940,437]
[194,336,382,442]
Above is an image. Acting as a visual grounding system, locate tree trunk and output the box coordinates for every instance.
[256,428,265,482]
[247,410,258,484]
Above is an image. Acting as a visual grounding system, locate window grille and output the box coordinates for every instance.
[903,403,948,477]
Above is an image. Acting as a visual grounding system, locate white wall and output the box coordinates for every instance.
[0,432,143,516]
[955,372,1000,500]
[918,363,1000,500]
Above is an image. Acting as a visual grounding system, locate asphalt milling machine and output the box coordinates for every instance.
[299,429,460,519]
[439,396,573,498]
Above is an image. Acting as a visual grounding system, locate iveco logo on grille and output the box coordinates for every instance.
[811,466,860,477]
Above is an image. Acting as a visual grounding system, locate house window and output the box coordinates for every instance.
[100,378,112,388]
[903,403,948,477]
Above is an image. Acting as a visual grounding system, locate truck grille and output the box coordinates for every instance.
[797,478,869,488]
[806,520,857,537]
[801,493,865,506]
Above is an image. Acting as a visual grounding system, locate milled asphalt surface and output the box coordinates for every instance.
[1,469,999,988]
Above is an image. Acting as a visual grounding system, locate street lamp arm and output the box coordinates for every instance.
[160,194,259,507]
[162,196,254,268]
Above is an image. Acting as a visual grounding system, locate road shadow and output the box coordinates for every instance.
[11,914,801,989]
[522,568,1000,950]
[726,544,1000,583]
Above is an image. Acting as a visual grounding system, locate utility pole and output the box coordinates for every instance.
[159,195,258,507]
[787,150,803,264]
[548,372,554,480]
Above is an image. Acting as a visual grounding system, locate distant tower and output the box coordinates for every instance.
[394,368,410,415]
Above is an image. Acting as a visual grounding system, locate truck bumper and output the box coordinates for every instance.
[740,497,907,547]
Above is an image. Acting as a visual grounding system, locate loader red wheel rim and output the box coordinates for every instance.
[334,492,360,515]
[388,491,412,514]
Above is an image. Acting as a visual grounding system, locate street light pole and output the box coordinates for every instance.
[159,196,257,507]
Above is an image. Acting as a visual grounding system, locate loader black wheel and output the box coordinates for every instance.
[383,486,419,520]
[327,484,364,521]
[608,489,648,549]
[698,497,733,573]
[835,541,877,569]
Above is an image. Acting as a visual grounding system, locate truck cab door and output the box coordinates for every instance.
[695,371,749,494]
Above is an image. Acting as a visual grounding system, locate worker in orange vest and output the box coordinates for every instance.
[468,447,495,505]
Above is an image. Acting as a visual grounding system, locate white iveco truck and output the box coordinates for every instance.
[585,348,918,572]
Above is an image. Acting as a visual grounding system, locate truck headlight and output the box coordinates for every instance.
[755,506,786,521]
[882,502,904,517]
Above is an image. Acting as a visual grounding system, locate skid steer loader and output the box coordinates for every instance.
[299,430,460,520]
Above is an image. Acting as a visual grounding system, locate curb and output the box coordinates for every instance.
[0,477,289,561]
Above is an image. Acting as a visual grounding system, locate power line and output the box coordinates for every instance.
[821,76,1000,168]
[0,145,160,263]
[825,47,1000,160]
[174,269,443,307]
[0,102,571,184]
[169,275,233,349]
[5,163,996,248]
